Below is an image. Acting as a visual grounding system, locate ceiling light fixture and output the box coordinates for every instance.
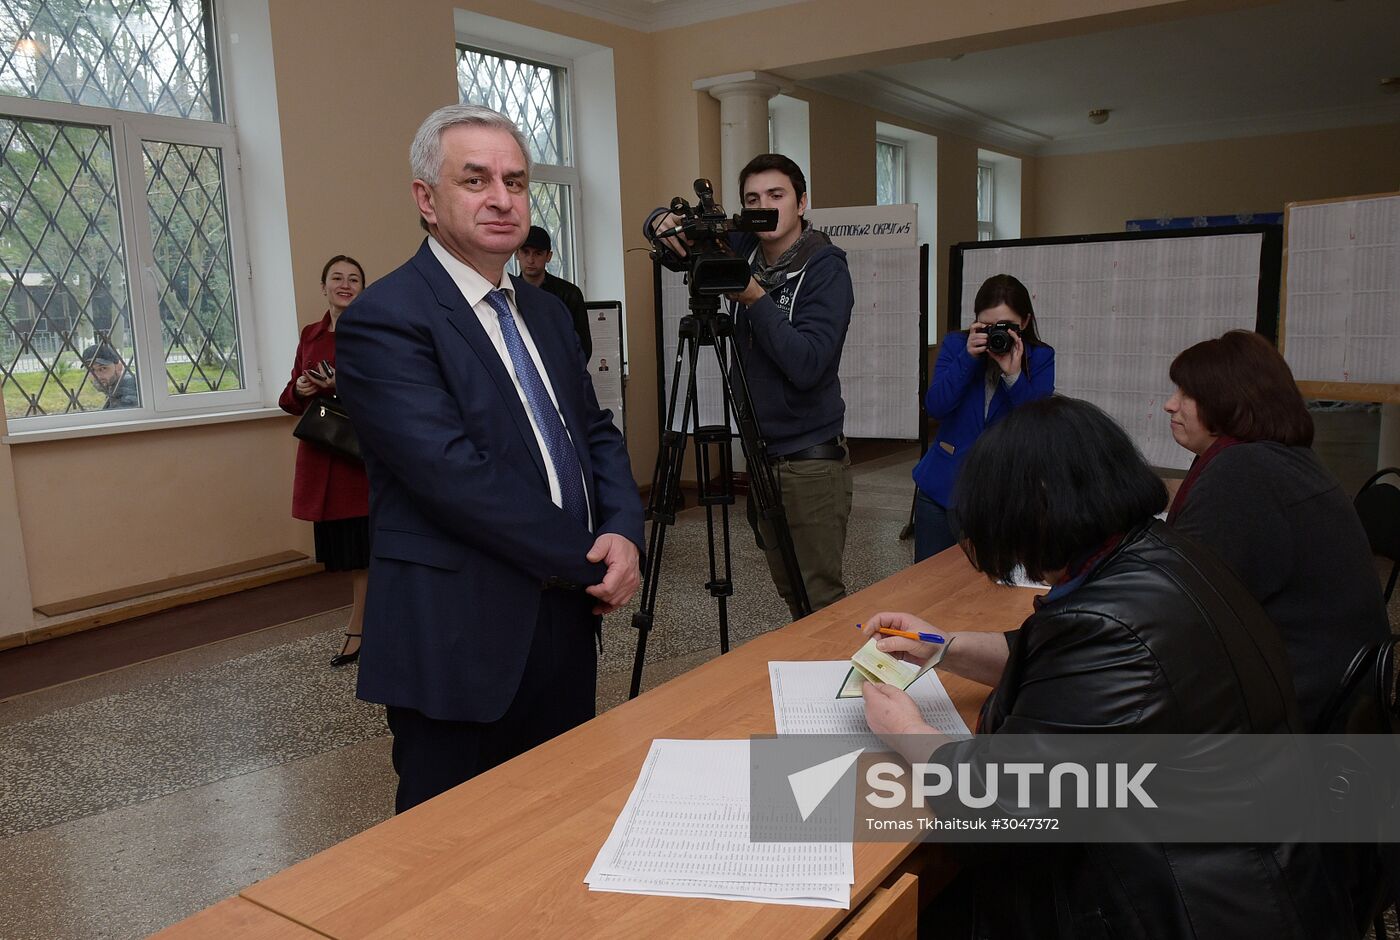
[1381,77,1400,95]
[1088,108,1111,125]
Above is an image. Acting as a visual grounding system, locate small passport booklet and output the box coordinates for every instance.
[836,637,938,699]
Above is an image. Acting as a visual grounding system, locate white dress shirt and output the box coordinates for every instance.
[428,237,591,527]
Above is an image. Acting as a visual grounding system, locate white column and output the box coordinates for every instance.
[693,71,785,214]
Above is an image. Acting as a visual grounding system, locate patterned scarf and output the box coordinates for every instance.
[751,222,831,293]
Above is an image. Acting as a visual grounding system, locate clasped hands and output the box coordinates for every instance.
[585,533,640,615]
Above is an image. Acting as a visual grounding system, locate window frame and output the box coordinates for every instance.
[0,3,260,432]
[875,137,905,206]
[455,39,582,290]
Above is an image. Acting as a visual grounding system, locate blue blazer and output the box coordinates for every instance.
[912,331,1055,508]
[335,241,644,723]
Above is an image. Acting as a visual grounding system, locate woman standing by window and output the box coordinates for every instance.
[279,255,370,667]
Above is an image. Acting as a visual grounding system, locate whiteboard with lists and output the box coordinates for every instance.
[1283,193,1400,386]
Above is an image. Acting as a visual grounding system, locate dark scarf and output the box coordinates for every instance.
[751,222,831,293]
[1166,435,1242,524]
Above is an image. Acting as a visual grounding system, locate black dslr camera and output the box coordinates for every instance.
[644,179,777,297]
[983,320,1022,355]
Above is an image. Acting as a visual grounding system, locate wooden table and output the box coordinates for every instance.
[150,897,325,939]
[198,551,1036,938]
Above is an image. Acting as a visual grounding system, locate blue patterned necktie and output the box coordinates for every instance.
[483,288,589,526]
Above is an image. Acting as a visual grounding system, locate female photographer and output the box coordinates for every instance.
[1164,330,1388,729]
[911,274,1054,560]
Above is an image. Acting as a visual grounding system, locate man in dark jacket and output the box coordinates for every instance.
[81,342,138,409]
[516,225,591,360]
[726,153,854,619]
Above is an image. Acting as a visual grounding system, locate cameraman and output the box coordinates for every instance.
[911,273,1054,561]
[651,154,854,617]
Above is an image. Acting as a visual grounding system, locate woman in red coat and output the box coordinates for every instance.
[279,255,370,666]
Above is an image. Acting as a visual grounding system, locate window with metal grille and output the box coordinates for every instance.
[0,0,256,427]
[456,43,579,286]
[876,139,904,206]
[977,163,995,241]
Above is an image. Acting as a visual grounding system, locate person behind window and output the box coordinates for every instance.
[515,225,591,360]
[1164,330,1389,730]
[81,342,138,410]
[911,274,1054,561]
[278,255,370,667]
[858,395,1346,938]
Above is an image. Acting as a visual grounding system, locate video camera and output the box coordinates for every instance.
[644,179,778,297]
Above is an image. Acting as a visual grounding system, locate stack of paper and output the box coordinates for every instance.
[585,739,854,908]
[768,660,972,743]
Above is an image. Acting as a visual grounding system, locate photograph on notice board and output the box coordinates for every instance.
[587,302,625,432]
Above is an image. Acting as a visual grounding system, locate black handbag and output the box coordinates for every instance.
[292,395,362,461]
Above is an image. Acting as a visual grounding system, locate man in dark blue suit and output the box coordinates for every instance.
[335,104,643,813]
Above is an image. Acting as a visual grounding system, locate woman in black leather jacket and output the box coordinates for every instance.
[859,396,1348,939]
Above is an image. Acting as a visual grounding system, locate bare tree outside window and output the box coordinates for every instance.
[0,0,219,119]
[977,163,995,241]
[876,139,904,206]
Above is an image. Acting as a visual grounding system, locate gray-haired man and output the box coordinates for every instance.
[334,104,643,812]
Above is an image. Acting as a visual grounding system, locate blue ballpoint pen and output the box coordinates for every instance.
[857,622,945,645]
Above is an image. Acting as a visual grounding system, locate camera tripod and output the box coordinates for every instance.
[628,292,812,699]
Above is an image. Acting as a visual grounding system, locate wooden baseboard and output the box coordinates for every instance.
[34,550,310,617]
[5,557,323,650]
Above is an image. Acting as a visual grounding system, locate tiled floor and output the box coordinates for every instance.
[0,451,919,940]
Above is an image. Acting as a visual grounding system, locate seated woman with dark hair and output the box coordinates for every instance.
[858,396,1343,938]
[1164,329,1389,730]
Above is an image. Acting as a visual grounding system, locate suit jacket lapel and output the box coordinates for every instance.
[411,244,549,487]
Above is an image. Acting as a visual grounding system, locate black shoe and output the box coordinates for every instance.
[331,632,361,667]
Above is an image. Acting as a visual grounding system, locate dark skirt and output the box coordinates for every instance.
[313,515,370,571]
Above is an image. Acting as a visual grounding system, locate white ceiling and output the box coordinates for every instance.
[533,0,1400,155]
[805,0,1400,154]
